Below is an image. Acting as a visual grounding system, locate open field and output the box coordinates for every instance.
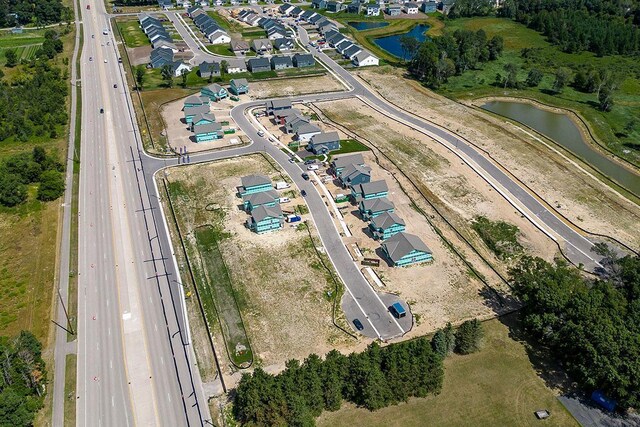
[318,316,579,427]
[250,74,345,98]
[64,354,77,427]
[0,29,49,66]
[435,17,640,166]
[353,67,640,250]
[116,19,150,48]
[312,98,554,281]
[162,154,357,377]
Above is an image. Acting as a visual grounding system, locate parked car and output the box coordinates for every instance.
[113,84,117,88]
[353,319,364,331]
[307,164,319,171]
[301,189,307,197]
[99,108,104,113]
[257,130,265,137]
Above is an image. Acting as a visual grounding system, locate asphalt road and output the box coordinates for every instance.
[75,1,209,426]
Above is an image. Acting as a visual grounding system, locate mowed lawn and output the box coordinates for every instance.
[117,19,150,48]
[318,316,578,427]
[0,31,46,65]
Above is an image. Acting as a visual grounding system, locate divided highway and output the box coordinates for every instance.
[75,1,209,426]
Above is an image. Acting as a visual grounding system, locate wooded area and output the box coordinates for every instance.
[234,338,444,426]
[408,28,504,87]
[0,0,70,27]
[510,252,640,410]
[0,331,47,426]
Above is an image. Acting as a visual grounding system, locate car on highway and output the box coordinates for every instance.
[353,319,364,331]
[257,130,265,137]
[288,158,294,163]
[99,108,104,113]
[113,84,117,88]
[104,59,107,63]
[89,56,93,61]
[301,189,307,197]
[301,172,309,180]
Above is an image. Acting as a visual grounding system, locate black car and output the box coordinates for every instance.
[353,319,364,331]
[304,159,315,165]
[301,190,307,197]
[113,84,117,88]
[301,172,309,180]
[99,108,104,113]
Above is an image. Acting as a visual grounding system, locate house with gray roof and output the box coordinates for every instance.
[300,10,316,21]
[274,37,295,51]
[369,212,406,240]
[184,104,210,123]
[242,189,280,212]
[293,53,315,68]
[351,180,388,201]
[284,115,310,134]
[193,122,223,142]
[246,205,284,234]
[198,61,220,78]
[308,131,340,154]
[343,44,362,59]
[266,99,292,116]
[386,4,402,15]
[248,57,271,73]
[289,6,303,16]
[230,78,249,94]
[271,55,293,70]
[239,174,273,196]
[381,232,433,266]
[296,123,322,142]
[359,197,395,220]
[336,41,355,54]
[340,163,371,188]
[150,47,174,68]
[331,153,365,176]
[251,38,272,53]
[230,39,250,54]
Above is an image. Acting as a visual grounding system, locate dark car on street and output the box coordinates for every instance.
[301,189,307,197]
[353,319,364,331]
[301,172,309,180]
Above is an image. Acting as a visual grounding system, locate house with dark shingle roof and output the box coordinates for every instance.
[248,57,271,73]
[246,205,284,233]
[308,131,340,154]
[343,44,362,59]
[266,99,293,116]
[351,180,388,202]
[339,163,371,188]
[194,122,223,142]
[239,174,272,196]
[230,78,249,94]
[183,95,209,109]
[198,61,220,78]
[184,104,210,123]
[251,38,273,53]
[230,39,250,54]
[292,53,315,68]
[150,47,174,68]
[359,197,395,220]
[331,153,365,176]
[270,55,293,70]
[274,37,295,51]
[190,112,216,128]
[381,232,433,266]
[296,123,322,142]
[242,189,280,212]
[201,83,228,101]
[369,212,406,240]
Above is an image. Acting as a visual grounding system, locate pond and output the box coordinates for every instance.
[348,21,390,31]
[373,24,430,58]
[481,100,640,196]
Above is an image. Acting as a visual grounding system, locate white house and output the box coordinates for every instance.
[208,29,231,44]
[173,62,192,76]
[404,2,419,14]
[352,51,379,67]
[296,123,322,142]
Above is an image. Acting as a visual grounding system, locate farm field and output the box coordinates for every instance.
[161,154,358,382]
[318,316,579,427]
[0,30,46,65]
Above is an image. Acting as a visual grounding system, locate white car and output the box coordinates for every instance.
[104,59,107,63]
[307,164,319,171]
[257,130,265,137]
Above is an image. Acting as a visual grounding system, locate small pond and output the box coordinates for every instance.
[481,100,640,196]
[373,24,430,58]
[348,21,390,31]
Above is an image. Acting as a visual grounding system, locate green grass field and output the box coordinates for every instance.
[116,19,150,48]
[64,354,77,427]
[318,316,578,427]
[0,31,46,65]
[435,17,640,165]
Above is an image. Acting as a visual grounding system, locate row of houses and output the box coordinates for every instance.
[265,100,341,153]
[182,79,249,142]
[331,153,433,266]
[239,175,286,233]
[237,9,291,40]
[324,29,379,67]
[246,53,315,72]
[139,14,177,52]
[188,6,231,44]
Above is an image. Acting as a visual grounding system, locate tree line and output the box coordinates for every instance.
[0,0,70,27]
[0,55,68,142]
[498,0,640,56]
[0,331,47,426]
[510,250,640,410]
[0,146,65,207]
[407,29,504,88]
[233,319,483,425]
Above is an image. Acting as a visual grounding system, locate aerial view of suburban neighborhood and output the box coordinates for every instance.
[1,0,640,425]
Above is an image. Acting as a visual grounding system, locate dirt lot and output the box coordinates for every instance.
[249,74,346,99]
[162,96,247,153]
[312,99,555,283]
[325,151,500,333]
[162,154,357,379]
[354,66,640,250]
